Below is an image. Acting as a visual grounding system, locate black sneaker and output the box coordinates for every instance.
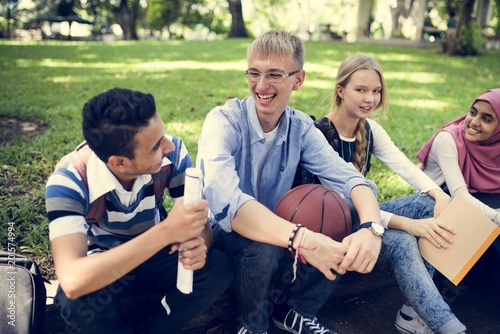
[272,309,338,334]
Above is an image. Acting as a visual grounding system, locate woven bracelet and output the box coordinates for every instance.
[287,224,303,253]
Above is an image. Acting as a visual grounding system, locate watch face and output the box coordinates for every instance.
[372,223,384,235]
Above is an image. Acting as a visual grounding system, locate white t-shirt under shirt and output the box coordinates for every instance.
[253,125,279,198]
[422,131,500,225]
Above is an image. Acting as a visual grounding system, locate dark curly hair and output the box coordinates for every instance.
[82,88,156,163]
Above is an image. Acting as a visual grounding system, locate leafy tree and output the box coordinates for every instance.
[147,0,180,37]
[439,0,461,19]
[446,0,485,55]
[147,0,209,38]
[197,0,230,35]
[78,0,142,40]
[77,0,112,36]
[493,0,500,34]
[389,0,416,37]
[250,0,284,29]
[2,0,19,38]
[1,0,59,36]
[112,0,141,40]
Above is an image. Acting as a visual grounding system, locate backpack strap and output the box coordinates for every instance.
[57,142,172,223]
[362,119,374,175]
[56,141,106,222]
[152,164,171,200]
[315,117,340,152]
[315,117,374,176]
[152,164,171,219]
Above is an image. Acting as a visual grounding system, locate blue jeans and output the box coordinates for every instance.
[380,194,466,334]
[212,224,340,333]
[54,246,232,334]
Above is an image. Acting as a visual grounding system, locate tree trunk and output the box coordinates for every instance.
[390,0,405,37]
[227,0,248,38]
[446,0,476,55]
[356,0,374,39]
[113,0,139,40]
[6,5,11,38]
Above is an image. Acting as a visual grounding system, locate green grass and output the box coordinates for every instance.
[1,39,499,275]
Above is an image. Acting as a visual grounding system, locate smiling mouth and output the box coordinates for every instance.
[258,93,276,102]
[468,125,480,134]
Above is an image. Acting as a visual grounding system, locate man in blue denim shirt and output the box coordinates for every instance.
[197,29,383,334]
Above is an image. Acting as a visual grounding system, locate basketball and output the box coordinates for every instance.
[274,184,352,255]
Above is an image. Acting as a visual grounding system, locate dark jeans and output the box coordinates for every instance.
[471,192,500,295]
[212,224,340,333]
[54,247,232,334]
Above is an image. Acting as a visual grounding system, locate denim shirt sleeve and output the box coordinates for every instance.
[299,121,378,202]
[197,99,255,232]
[197,99,378,232]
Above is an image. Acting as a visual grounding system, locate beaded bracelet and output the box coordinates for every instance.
[287,223,303,253]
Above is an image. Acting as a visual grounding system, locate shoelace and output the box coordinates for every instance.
[400,312,434,334]
[286,310,331,334]
[415,317,434,334]
[237,326,268,334]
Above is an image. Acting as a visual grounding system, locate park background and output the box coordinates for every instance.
[0,1,499,332]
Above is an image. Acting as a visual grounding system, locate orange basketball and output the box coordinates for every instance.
[275,184,352,256]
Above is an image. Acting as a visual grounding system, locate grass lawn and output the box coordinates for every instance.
[0,39,499,277]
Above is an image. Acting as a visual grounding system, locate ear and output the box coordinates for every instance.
[292,70,306,91]
[336,85,344,99]
[107,155,128,171]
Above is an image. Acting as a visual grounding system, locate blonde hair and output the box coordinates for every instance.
[247,29,305,70]
[332,53,388,173]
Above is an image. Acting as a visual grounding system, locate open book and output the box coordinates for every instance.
[418,196,500,286]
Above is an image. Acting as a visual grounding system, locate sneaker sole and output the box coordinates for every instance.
[271,317,299,334]
[395,320,419,334]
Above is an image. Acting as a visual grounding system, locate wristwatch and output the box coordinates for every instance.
[359,221,385,237]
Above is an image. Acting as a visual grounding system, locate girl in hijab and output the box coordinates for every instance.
[417,88,500,294]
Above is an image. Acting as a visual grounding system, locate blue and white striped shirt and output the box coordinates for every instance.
[45,134,193,250]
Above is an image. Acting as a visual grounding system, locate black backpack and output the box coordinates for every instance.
[0,251,47,334]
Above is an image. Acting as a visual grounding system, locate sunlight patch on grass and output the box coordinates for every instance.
[34,58,247,73]
[304,78,335,90]
[384,71,443,84]
[398,98,449,110]
[50,76,76,83]
[167,120,202,129]
[13,59,37,67]
[135,60,246,71]
[376,54,422,62]
[80,53,100,60]
[306,63,341,75]
[369,168,416,202]
[300,63,339,90]
[37,59,124,68]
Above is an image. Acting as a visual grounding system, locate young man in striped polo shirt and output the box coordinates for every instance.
[45,88,232,333]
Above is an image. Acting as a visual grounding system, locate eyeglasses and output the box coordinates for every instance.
[244,69,301,83]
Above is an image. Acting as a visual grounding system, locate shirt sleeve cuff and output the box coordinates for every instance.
[379,210,393,228]
[49,216,88,240]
